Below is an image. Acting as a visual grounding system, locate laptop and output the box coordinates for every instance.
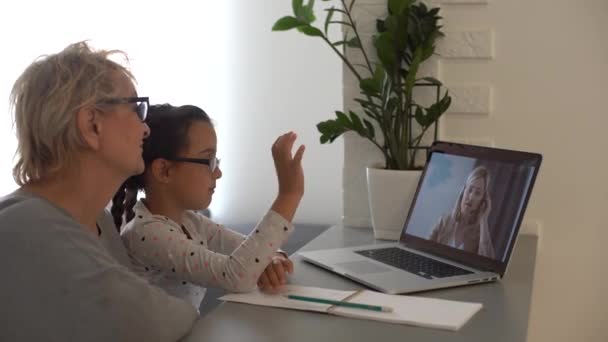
[300,141,542,294]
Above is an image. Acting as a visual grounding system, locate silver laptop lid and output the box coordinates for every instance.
[399,141,542,277]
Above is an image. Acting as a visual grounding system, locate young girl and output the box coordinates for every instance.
[111,104,305,308]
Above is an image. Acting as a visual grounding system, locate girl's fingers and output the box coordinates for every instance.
[293,145,305,164]
[258,272,271,290]
[272,261,287,284]
[282,258,294,274]
[273,132,300,159]
[265,266,282,288]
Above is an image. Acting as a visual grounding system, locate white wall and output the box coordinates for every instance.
[0,0,231,193]
[212,1,343,226]
[0,0,344,227]
[342,0,608,341]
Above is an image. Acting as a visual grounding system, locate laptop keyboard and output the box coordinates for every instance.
[355,247,473,279]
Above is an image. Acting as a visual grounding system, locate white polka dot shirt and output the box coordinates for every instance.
[121,200,294,308]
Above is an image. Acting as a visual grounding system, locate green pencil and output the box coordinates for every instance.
[286,294,394,313]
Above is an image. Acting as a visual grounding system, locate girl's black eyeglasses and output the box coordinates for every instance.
[169,157,221,172]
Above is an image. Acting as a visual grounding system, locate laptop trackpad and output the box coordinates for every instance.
[335,261,391,274]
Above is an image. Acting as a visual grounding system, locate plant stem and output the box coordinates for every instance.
[340,0,373,76]
[361,135,390,168]
[320,35,362,81]
[409,124,432,168]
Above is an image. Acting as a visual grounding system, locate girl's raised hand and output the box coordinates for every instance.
[271,131,305,198]
[270,132,305,222]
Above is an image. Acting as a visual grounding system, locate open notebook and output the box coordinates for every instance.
[219,285,482,331]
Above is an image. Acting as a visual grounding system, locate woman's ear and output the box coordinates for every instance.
[76,106,102,150]
[150,159,172,184]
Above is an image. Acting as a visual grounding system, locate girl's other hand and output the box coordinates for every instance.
[257,253,294,293]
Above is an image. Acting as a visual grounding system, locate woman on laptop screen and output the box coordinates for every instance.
[429,166,495,258]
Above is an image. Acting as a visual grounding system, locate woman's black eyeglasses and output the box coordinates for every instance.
[98,96,149,121]
[169,157,221,173]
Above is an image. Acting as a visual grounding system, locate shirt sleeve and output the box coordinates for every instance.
[195,214,246,254]
[196,214,289,257]
[123,210,294,293]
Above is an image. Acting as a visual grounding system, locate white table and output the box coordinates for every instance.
[182,224,538,342]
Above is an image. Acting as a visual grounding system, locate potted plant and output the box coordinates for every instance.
[273,0,451,239]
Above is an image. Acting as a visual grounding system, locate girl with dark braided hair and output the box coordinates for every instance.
[112,104,305,309]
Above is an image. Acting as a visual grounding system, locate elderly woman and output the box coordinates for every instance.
[429,166,496,259]
[0,42,197,341]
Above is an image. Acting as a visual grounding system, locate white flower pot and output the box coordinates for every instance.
[366,164,421,240]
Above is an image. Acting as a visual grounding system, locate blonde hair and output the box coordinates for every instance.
[9,41,135,185]
[451,166,491,223]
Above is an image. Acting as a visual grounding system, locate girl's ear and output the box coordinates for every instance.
[150,159,173,184]
[76,106,102,150]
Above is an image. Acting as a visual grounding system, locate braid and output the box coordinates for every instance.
[111,176,143,232]
[124,186,138,224]
[111,183,127,231]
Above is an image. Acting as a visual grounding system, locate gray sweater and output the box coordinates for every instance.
[0,190,198,342]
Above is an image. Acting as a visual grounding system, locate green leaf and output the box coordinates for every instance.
[388,0,414,15]
[354,98,382,111]
[384,15,399,35]
[363,108,381,122]
[324,6,335,34]
[373,63,386,83]
[346,37,361,48]
[293,0,304,16]
[300,0,316,24]
[317,119,349,144]
[335,111,351,127]
[404,46,423,98]
[422,92,452,127]
[414,106,428,126]
[363,119,375,138]
[298,25,324,37]
[421,45,435,61]
[374,33,396,72]
[272,16,304,31]
[393,13,409,52]
[349,111,365,133]
[376,19,386,33]
[360,78,380,95]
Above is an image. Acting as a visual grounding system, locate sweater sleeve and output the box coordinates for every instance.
[123,210,294,292]
[0,200,198,342]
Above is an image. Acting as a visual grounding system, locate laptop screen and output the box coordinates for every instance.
[401,142,541,275]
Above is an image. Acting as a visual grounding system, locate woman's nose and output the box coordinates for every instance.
[214,166,222,179]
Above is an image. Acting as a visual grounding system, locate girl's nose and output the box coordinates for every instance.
[142,122,151,138]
